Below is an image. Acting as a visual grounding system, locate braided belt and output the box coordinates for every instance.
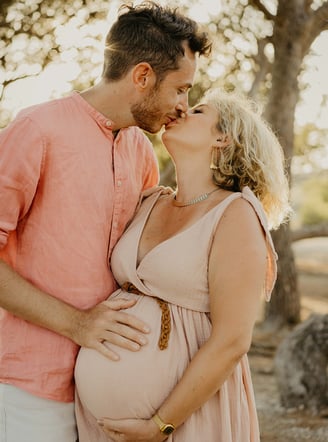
[121,282,171,350]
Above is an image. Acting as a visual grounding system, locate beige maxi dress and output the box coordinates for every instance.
[75,187,277,442]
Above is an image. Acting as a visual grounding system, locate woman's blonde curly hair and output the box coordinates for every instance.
[204,89,292,230]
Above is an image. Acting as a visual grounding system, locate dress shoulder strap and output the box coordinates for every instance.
[211,187,278,301]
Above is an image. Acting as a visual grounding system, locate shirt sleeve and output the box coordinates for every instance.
[0,115,45,249]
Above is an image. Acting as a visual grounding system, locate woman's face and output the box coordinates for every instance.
[162,103,221,154]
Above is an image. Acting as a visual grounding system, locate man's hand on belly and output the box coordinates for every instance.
[71,298,150,360]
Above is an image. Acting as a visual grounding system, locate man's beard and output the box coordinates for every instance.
[131,89,163,133]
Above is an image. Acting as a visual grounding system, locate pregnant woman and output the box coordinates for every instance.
[75,89,291,442]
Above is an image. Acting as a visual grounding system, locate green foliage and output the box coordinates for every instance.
[0,0,110,126]
[294,123,328,155]
[211,0,274,98]
[146,133,169,170]
[1,0,327,170]
[300,176,328,225]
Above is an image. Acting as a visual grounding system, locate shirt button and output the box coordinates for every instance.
[117,180,122,187]
[105,120,112,127]
[113,222,118,228]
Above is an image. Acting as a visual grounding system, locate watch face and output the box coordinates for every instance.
[163,425,175,435]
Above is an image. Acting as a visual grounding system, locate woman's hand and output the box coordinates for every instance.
[98,417,167,442]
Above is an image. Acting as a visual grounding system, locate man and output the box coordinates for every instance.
[0,2,211,441]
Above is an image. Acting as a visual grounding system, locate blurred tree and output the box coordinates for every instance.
[207,0,328,328]
[159,0,328,327]
[250,0,328,327]
[300,177,328,225]
[294,123,328,156]
[0,0,110,125]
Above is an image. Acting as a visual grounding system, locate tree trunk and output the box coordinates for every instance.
[263,1,308,326]
[265,224,300,326]
[291,223,328,241]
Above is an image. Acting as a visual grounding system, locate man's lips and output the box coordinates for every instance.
[164,117,178,129]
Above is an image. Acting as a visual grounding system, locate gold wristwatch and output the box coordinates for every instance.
[152,413,176,435]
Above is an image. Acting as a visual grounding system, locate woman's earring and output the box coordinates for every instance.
[210,147,219,170]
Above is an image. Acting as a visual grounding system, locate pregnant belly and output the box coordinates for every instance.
[75,293,189,420]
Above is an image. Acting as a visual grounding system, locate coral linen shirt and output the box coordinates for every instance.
[0,92,159,402]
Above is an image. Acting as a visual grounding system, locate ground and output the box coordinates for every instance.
[249,238,328,441]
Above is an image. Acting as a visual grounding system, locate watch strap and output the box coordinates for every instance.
[152,413,176,435]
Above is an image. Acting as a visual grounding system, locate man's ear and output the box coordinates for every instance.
[132,62,155,90]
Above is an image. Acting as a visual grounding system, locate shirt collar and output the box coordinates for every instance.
[71,91,114,130]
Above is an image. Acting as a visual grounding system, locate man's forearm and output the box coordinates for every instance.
[0,259,150,360]
[0,259,82,341]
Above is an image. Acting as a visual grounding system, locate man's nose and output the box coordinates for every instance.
[176,94,189,115]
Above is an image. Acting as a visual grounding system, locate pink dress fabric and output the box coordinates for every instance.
[75,187,277,442]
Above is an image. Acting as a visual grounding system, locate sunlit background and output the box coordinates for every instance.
[1,0,328,229]
[1,0,328,131]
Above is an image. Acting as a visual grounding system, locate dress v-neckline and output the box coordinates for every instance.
[135,190,240,268]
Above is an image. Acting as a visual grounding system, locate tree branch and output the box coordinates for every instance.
[0,76,36,100]
[291,223,328,242]
[249,38,272,98]
[307,1,328,47]
[248,0,275,20]
[313,1,328,30]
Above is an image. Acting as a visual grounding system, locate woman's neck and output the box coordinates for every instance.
[174,162,217,204]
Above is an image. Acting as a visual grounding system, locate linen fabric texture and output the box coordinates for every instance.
[0,92,159,402]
